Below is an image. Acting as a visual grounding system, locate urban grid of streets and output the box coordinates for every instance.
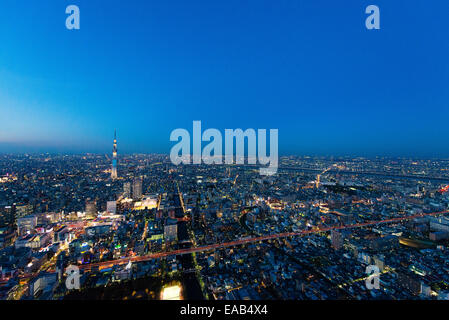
[1,154,449,300]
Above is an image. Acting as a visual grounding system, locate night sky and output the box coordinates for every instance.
[1,0,448,157]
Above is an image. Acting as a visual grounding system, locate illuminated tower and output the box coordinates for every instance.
[111,130,118,179]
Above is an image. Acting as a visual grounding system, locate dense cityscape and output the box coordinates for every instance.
[1,134,449,301]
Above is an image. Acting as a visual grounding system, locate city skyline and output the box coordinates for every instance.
[1,0,449,157]
[2,152,449,302]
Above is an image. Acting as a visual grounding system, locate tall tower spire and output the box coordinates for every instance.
[111,130,118,179]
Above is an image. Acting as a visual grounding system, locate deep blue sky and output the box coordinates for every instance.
[1,0,448,157]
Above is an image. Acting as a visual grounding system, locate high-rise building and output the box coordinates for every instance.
[15,203,33,218]
[111,130,118,179]
[85,198,97,219]
[164,223,177,242]
[133,177,143,200]
[17,215,38,236]
[123,182,131,198]
[331,230,343,250]
[0,205,15,228]
[106,201,117,215]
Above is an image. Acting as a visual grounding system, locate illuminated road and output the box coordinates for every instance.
[77,210,449,270]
